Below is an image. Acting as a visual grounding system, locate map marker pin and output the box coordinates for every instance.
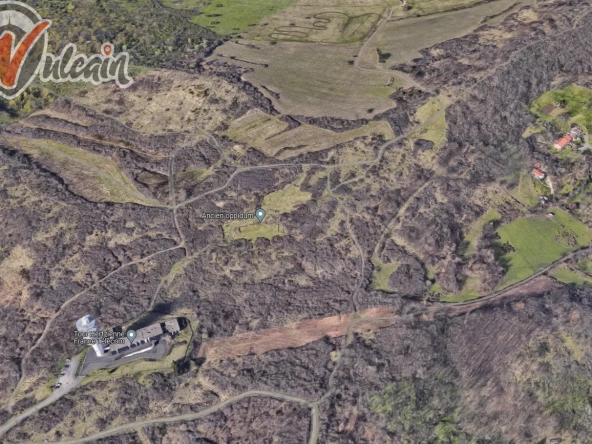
[126,329,137,345]
[255,208,266,223]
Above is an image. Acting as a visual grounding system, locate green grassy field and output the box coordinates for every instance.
[510,174,542,208]
[192,0,297,35]
[495,209,592,289]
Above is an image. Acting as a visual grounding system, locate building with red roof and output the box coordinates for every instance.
[554,135,572,150]
[532,168,546,180]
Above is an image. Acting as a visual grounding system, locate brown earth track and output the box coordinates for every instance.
[198,276,558,362]
[198,307,395,360]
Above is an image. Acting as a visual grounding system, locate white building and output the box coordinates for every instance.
[76,314,104,357]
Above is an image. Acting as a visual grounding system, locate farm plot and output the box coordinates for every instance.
[208,40,404,119]
[226,109,393,159]
[252,6,384,43]
[360,0,535,68]
[190,0,397,41]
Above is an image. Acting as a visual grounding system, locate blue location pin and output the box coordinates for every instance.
[255,208,266,223]
[126,329,137,344]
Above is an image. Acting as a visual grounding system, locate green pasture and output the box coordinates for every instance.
[495,209,592,289]
[192,0,296,35]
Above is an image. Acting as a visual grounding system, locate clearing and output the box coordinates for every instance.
[191,0,297,36]
[371,258,400,292]
[530,84,592,134]
[198,307,396,361]
[550,265,592,288]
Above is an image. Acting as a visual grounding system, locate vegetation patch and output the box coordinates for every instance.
[225,223,287,243]
[32,0,217,68]
[463,208,501,257]
[262,184,312,214]
[223,182,311,242]
[5,136,162,207]
[406,0,499,15]
[510,174,542,208]
[517,335,592,434]
[368,378,460,442]
[412,97,448,148]
[371,258,400,292]
[495,209,592,289]
[359,0,533,68]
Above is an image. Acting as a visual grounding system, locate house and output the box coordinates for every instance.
[568,126,583,139]
[533,162,542,169]
[554,135,573,150]
[532,168,546,180]
[554,126,583,150]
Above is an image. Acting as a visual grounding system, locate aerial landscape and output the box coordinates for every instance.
[1,0,592,442]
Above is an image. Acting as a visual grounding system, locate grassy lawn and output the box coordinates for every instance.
[192,0,297,35]
[510,174,542,208]
[432,281,480,303]
[495,209,592,289]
